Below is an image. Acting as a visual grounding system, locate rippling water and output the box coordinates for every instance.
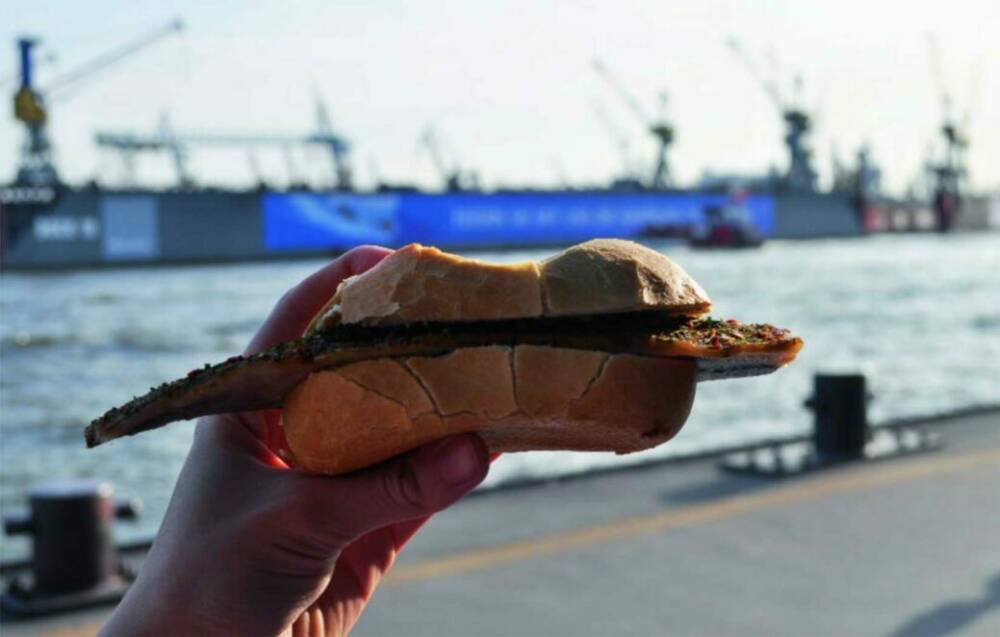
[2,234,998,557]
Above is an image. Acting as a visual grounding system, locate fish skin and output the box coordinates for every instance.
[85,318,801,448]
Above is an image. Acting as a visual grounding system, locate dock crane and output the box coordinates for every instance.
[11,19,185,186]
[592,58,674,189]
[925,34,972,231]
[418,126,477,192]
[95,96,353,190]
[725,37,817,192]
[592,99,638,183]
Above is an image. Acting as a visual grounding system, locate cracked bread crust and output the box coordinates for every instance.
[307,239,711,333]
[282,345,696,475]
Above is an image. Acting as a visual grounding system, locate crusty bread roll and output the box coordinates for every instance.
[284,346,696,474]
[307,238,711,332]
[283,239,709,474]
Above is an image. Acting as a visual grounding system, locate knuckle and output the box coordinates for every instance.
[271,478,357,548]
[381,459,427,511]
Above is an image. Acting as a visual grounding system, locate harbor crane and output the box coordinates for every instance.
[925,34,974,231]
[592,99,638,183]
[592,58,674,189]
[11,19,185,186]
[418,126,478,192]
[95,97,353,190]
[726,37,818,192]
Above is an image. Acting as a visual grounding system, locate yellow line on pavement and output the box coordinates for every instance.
[385,446,1000,586]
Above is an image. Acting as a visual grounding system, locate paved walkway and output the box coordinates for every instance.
[4,411,999,636]
[356,411,1000,636]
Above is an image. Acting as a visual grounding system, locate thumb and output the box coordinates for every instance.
[292,434,489,545]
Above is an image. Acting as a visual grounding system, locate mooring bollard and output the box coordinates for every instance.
[723,372,938,477]
[805,373,871,458]
[1,480,140,616]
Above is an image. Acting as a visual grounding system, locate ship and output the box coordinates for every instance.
[0,23,976,271]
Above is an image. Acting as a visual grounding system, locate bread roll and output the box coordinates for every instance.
[286,240,715,473]
[307,238,711,333]
[283,346,696,475]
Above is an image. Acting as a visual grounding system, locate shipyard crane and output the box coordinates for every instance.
[592,99,637,182]
[95,97,353,190]
[418,126,478,191]
[11,19,185,186]
[313,97,353,189]
[592,58,674,189]
[725,37,817,192]
[925,34,975,231]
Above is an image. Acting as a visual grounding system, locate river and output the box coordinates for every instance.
[1,234,998,557]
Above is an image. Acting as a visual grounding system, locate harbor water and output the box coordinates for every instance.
[1,234,998,559]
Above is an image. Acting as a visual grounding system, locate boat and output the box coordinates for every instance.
[688,195,765,249]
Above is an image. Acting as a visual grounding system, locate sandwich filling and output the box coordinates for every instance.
[85,312,801,448]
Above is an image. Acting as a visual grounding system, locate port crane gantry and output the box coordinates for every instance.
[726,37,818,192]
[591,58,674,189]
[12,19,185,186]
[94,96,353,190]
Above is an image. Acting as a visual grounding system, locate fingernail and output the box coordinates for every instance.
[437,436,485,486]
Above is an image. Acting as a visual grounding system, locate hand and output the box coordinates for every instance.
[100,246,491,636]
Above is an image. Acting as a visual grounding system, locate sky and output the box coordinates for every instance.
[2,0,998,194]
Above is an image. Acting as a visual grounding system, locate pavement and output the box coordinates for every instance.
[4,410,999,637]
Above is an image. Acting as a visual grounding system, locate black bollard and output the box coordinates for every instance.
[806,373,869,458]
[2,480,140,616]
[723,372,937,477]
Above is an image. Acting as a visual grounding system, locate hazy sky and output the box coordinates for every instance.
[3,0,997,193]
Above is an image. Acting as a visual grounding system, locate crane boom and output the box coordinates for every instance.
[419,126,451,182]
[591,58,650,126]
[47,19,185,97]
[592,99,634,177]
[925,33,952,124]
[725,36,784,110]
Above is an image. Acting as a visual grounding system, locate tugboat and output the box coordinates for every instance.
[689,193,764,249]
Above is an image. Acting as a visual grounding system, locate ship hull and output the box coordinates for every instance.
[1,187,863,270]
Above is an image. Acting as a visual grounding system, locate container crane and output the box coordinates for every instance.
[11,19,185,186]
[592,58,674,189]
[726,37,817,192]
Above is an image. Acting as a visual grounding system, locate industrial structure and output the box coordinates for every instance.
[11,19,185,187]
[94,98,352,190]
[726,36,819,192]
[2,20,989,270]
[592,58,675,189]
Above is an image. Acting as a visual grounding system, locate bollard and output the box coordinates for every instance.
[805,373,870,458]
[724,372,936,477]
[2,480,140,616]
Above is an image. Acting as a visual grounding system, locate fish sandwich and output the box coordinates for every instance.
[86,239,803,475]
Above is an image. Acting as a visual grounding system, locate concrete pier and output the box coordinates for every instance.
[3,409,999,636]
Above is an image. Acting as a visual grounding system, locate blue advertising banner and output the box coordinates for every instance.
[262,191,774,251]
[262,193,399,250]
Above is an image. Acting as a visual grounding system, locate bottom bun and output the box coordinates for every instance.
[281,345,696,475]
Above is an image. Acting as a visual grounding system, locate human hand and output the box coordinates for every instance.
[100,246,490,636]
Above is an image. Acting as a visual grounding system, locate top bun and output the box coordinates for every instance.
[308,239,711,332]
